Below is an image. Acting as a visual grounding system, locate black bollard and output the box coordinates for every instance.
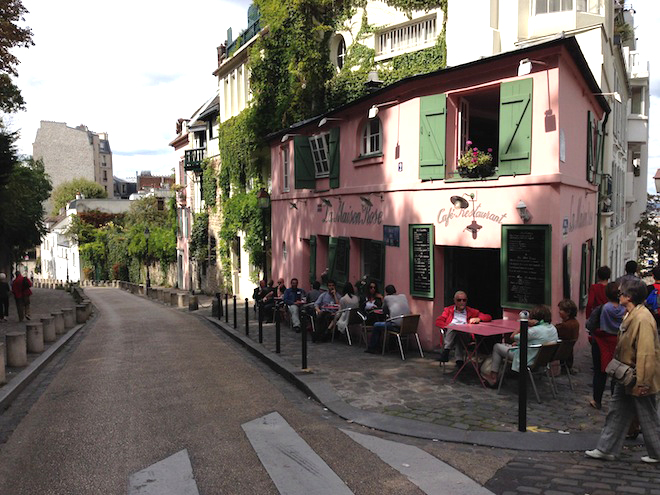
[518,310,529,432]
[302,312,308,370]
[217,292,222,320]
[258,302,263,344]
[225,293,229,323]
[233,295,237,329]
[275,307,281,354]
[245,298,249,336]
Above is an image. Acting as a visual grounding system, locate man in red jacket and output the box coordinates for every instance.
[436,290,492,365]
[11,270,32,322]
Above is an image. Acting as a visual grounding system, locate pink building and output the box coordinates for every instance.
[268,37,609,351]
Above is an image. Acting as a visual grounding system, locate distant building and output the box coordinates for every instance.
[136,171,175,192]
[32,121,114,212]
[114,176,137,199]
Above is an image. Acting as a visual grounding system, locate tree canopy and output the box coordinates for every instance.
[51,177,107,214]
[0,0,34,113]
[637,194,660,273]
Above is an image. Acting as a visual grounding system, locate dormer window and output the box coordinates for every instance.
[362,118,382,156]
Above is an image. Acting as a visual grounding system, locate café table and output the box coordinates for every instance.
[445,319,519,388]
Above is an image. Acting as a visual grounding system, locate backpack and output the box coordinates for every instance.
[22,277,30,290]
[646,284,660,315]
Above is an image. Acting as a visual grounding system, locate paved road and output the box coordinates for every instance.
[0,288,491,494]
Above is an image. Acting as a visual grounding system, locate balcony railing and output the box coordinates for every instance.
[184,148,205,171]
[227,18,261,57]
[376,15,437,57]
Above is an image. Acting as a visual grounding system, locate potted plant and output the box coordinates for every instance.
[457,141,496,178]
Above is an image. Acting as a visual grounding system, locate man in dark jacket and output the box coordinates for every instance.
[11,270,32,321]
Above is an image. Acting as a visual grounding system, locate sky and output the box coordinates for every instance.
[5,0,660,193]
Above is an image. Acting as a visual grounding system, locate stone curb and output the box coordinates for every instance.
[0,311,97,412]
[203,315,600,452]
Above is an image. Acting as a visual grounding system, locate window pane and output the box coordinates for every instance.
[536,0,548,14]
[549,0,560,12]
[561,0,573,11]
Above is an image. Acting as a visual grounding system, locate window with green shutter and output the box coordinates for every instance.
[499,78,533,176]
[294,136,315,189]
[328,236,349,289]
[309,235,317,286]
[586,111,604,185]
[419,94,446,180]
[361,239,385,288]
[328,127,340,189]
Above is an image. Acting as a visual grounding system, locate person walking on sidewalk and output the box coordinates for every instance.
[0,273,10,321]
[11,270,32,321]
[586,278,660,463]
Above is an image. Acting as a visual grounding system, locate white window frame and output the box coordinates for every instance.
[309,134,330,178]
[361,118,382,156]
[282,146,290,192]
[337,37,346,69]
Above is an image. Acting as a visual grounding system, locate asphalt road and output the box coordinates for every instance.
[0,288,462,494]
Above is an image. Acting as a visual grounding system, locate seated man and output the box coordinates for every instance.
[307,280,323,306]
[282,278,307,333]
[365,285,410,354]
[435,291,492,365]
[314,280,340,342]
[260,280,276,322]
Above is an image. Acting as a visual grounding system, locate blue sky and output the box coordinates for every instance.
[6,0,660,193]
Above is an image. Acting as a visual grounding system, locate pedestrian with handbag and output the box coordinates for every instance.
[586,278,660,463]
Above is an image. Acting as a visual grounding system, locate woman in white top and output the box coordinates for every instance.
[334,282,360,334]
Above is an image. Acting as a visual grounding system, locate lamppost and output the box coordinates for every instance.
[144,227,151,288]
[256,188,270,282]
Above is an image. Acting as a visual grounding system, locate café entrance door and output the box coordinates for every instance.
[443,246,502,319]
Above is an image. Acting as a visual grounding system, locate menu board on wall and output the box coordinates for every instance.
[500,225,551,309]
[409,224,434,299]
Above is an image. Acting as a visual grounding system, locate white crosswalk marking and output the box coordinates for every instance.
[242,412,354,495]
[127,449,200,495]
[342,429,494,495]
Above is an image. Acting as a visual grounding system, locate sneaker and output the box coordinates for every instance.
[585,449,615,461]
[438,348,450,362]
[641,456,660,463]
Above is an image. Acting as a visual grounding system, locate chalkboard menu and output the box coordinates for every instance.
[500,225,551,309]
[409,224,434,298]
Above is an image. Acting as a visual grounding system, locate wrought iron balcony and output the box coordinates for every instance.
[184,148,205,171]
[227,18,261,56]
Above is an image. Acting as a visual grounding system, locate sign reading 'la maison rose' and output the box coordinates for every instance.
[436,203,508,227]
[322,202,384,225]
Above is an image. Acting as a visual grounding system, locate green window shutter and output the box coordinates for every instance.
[328,237,338,284]
[334,237,350,289]
[294,136,315,189]
[499,78,533,176]
[586,111,594,183]
[370,240,386,287]
[579,242,588,309]
[596,118,604,182]
[419,94,446,180]
[328,127,340,189]
[309,235,317,286]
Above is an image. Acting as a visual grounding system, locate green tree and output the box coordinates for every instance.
[637,194,660,271]
[1,0,34,113]
[51,178,107,214]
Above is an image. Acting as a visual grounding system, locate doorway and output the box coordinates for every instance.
[443,246,502,319]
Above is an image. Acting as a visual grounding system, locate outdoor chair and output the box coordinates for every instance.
[550,339,576,392]
[382,314,423,361]
[497,342,560,403]
[330,308,367,346]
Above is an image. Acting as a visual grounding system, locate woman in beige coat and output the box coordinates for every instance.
[586,278,660,463]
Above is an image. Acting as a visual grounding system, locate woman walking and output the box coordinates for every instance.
[586,278,660,463]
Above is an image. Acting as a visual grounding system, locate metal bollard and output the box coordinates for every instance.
[217,292,223,320]
[275,307,281,354]
[225,293,229,323]
[302,313,308,370]
[258,302,263,344]
[245,298,249,336]
[518,310,529,432]
[233,295,237,329]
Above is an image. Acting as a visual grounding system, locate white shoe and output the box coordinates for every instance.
[641,456,660,463]
[585,449,615,461]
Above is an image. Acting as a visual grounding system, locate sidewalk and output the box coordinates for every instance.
[194,295,610,451]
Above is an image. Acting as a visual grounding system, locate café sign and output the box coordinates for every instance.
[323,201,383,225]
[437,203,508,228]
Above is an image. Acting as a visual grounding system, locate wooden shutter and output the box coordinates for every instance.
[309,235,317,286]
[294,136,315,189]
[328,127,340,189]
[369,240,385,287]
[586,111,594,183]
[334,237,350,289]
[327,236,337,285]
[419,94,446,180]
[499,78,533,176]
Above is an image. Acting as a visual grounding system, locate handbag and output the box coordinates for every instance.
[605,358,636,387]
[585,304,602,333]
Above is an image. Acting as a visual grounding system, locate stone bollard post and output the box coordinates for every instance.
[212,298,219,317]
[51,311,65,335]
[62,308,75,328]
[83,300,92,319]
[26,322,44,353]
[178,293,189,308]
[41,316,56,342]
[0,343,5,384]
[189,295,198,311]
[6,332,27,367]
[139,284,145,296]
[170,292,178,306]
[76,304,87,323]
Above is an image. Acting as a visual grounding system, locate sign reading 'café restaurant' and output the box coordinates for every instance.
[437,203,508,228]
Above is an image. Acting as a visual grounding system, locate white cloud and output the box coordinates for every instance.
[10,0,253,178]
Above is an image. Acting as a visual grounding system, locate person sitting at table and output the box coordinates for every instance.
[259,280,276,322]
[360,281,384,325]
[307,280,323,306]
[483,304,558,387]
[314,280,341,342]
[283,278,307,333]
[555,298,579,370]
[365,285,410,354]
[436,291,492,366]
[333,282,360,336]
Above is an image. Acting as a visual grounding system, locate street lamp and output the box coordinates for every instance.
[256,188,270,281]
[144,227,151,288]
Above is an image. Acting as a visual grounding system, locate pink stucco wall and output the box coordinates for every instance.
[269,43,605,350]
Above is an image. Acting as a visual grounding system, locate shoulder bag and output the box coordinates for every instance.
[605,358,636,387]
